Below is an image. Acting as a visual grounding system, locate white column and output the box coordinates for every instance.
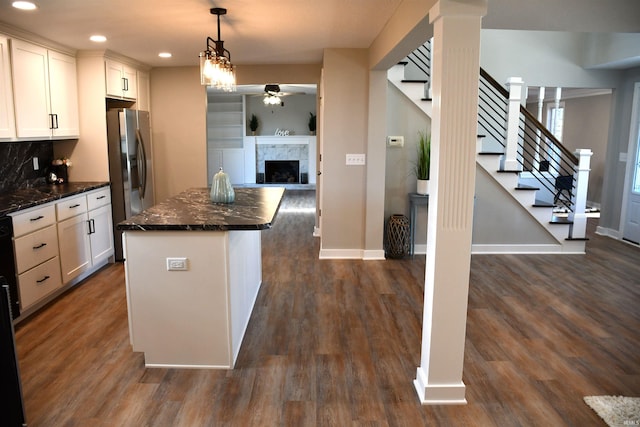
[414,0,487,405]
[501,77,524,171]
[568,149,592,239]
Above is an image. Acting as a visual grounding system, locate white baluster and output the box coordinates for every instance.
[568,149,593,239]
[501,77,524,171]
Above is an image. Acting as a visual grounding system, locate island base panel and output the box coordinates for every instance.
[123,230,262,369]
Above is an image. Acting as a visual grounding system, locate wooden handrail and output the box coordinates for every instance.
[479,68,508,98]
[479,67,578,166]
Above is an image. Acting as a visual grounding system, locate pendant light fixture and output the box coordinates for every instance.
[200,7,236,91]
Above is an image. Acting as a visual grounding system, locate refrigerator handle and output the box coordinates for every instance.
[136,129,147,198]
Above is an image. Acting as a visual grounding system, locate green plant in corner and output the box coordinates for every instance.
[249,114,259,133]
[308,112,316,134]
[414,130,431,180]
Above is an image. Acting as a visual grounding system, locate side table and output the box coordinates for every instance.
[409,193,429,256]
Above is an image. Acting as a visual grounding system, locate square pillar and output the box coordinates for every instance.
[414,0,487,405]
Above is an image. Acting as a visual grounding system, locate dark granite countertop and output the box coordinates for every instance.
[0,182,110,216]
[117,187,285,231]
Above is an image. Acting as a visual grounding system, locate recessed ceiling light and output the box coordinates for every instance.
[158,52,172,58]
[90,35,107,43]
[12,1,37,10]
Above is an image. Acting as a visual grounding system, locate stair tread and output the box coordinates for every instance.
[532,202,554,207]
[421,98,432,101]
[516,184,540,190]
[398,61,408,66]
[478,152,503,155]
[550,217,573,225]
[401,79,428,83]
[566,237,589,241]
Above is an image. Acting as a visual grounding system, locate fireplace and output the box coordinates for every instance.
[265,160,300,183]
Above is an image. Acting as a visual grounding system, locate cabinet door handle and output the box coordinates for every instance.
[123,77,128,92]
[53,114,59,129]
[87,218,95,235]
[69,204,81,209]
[49,113,54,129]
[96,195,106,200]
[33,242,47,249]
[30,215,44,222]
[36,275,50,284]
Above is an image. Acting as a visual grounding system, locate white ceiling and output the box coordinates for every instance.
[0,0,639,70]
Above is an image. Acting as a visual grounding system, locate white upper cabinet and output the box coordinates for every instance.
[48,50,80,137]
[0,35,16,139]
[10,39,79,139]
[105,59,137,100]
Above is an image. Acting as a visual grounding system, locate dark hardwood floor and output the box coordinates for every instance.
[15,190,640,426]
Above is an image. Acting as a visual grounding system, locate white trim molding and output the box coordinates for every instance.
[414,367,467,405]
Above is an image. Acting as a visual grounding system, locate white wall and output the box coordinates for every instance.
[320,48,369,254]
[481,30,622,89]
[245,94,316,136]
[385,83,431,247]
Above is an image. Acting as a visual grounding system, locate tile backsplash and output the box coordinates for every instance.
[0,142,54,193]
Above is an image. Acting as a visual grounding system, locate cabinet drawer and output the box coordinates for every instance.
[18,256,62,310]
[56,194,88,221]
[13,224,59,274]
[87,187,111,211]
[10,204,56,237]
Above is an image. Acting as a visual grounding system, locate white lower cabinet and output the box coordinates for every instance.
[57,187,114,284]
[57,210,92,283]
[18,257,63,309]
[9,204,62,311]
[10,186,113,315]
[88,204,114,265]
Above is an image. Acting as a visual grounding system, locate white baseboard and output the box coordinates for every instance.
[471,243,563,254]
[319,248,363,259]
[595,226,621,239]
[363,250,385,260]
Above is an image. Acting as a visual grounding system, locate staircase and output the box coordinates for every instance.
[387,43,588,254]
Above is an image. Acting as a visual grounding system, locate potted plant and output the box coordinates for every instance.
[308,112,316,135]
[249,114,259,135]
[414,130,431,195]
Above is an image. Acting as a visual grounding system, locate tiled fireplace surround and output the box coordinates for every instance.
[252,136,316,185]
[256,144,309,178]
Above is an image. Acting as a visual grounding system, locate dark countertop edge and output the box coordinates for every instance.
[116,187,285,232]
[0,182,110,216]
[117,223,275,231]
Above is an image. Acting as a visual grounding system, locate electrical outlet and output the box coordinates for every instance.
[346,154,366,165]
[33,157,39,170]
[166,257,188,271]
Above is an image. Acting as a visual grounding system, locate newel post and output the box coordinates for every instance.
[501,77,524,171]
[568,149,593,239]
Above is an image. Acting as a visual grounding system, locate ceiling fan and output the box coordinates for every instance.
[263,84,285,106]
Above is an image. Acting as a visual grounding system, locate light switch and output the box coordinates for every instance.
[346,154,366,165]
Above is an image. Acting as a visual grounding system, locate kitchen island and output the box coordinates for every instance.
[117,186,284,369]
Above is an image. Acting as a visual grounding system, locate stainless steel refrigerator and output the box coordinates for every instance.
[107,109,155,261]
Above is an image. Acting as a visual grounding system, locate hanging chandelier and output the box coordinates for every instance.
[200,7,236,91]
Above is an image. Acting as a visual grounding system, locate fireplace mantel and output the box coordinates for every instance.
[255,136,313,145]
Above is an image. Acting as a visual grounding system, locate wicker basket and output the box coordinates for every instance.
[385,214,410,259]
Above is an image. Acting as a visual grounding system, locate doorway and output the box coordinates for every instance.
[623,82,640,244]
